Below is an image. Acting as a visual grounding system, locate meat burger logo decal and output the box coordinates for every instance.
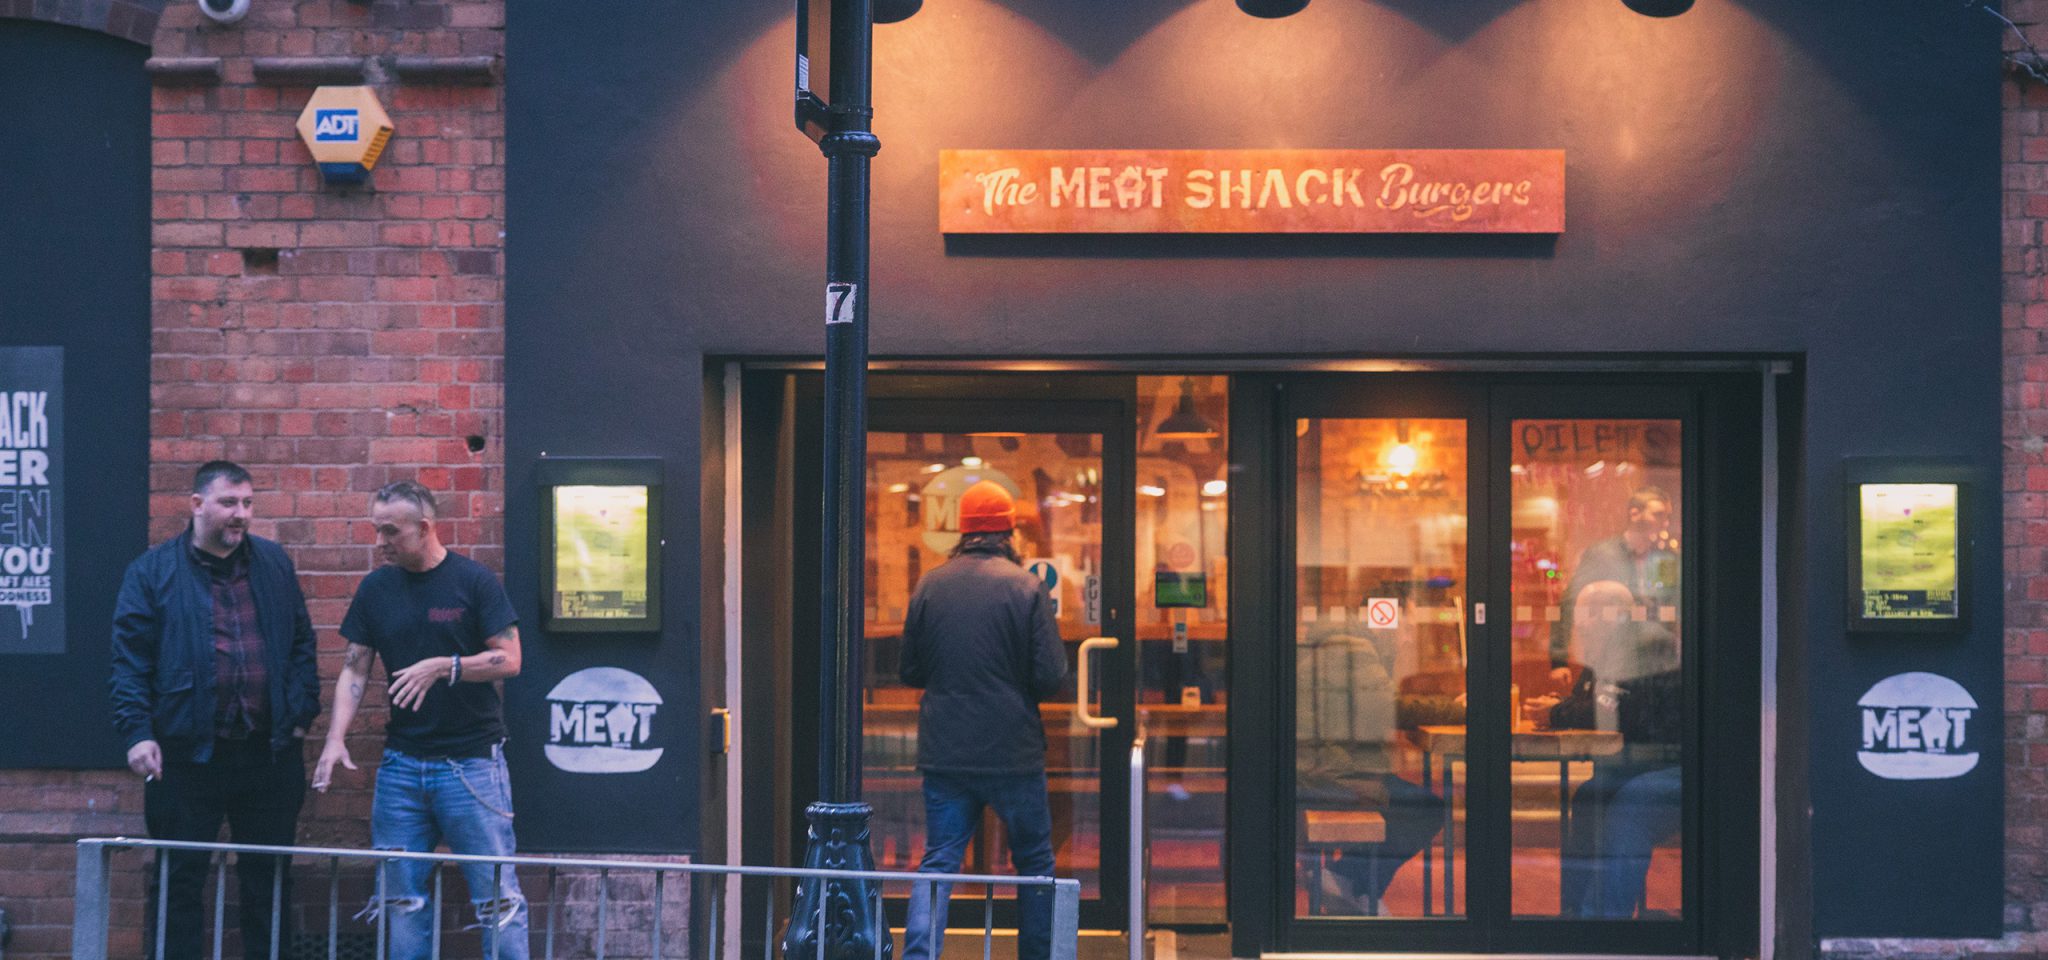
[1857,671,1979,781]
[546,667,664,774]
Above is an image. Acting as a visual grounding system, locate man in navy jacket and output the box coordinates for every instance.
[109,460,320,960]
[898,480,1068,960]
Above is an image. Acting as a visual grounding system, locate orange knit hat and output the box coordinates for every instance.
[957,480,1016,533]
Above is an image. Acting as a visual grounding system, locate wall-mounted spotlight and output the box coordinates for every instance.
[875,0,922,23]
[1622,0,1693,16]
[1237,0,1309,17]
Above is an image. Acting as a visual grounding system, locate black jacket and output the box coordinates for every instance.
[108,530,320,762]
[1548,667,1683,748]
[899,551,1069,775]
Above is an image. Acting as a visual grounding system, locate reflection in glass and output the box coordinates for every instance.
[863,432,1105,901]
[1136,375,1229,925]
[1508,420,1684,920]
[1293,418,1465,919]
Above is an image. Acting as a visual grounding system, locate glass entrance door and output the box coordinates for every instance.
[1274,377,1720,956]
[860,397,1137,930]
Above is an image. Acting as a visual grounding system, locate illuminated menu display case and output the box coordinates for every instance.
[1846,460,1969,634]
[537,458,663,633]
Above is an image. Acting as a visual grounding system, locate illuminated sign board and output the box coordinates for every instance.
[939,149,1565,234]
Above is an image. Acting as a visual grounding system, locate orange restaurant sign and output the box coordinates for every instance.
[939,149,1564,234]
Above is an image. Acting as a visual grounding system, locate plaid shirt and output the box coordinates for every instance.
[193,542,269,739]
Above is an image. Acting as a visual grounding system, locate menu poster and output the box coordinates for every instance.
[1857,482,1959,621]
[552,484,650,621]
[0,348,61,655]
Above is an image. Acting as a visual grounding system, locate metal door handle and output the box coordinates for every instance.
[710,707,730,753]
[1075,636,1119,729]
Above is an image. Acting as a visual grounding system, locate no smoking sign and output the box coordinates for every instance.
[1365,597,1400,630]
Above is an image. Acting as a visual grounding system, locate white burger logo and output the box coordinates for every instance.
[1857,671,1978,781]
[545,667,664,774]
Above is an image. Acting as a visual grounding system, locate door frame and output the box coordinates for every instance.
[1228,372,1761,958]
[785,373,1142,931]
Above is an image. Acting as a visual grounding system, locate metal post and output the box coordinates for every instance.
[269,854,284,960]
[71,841,112,960]
[1050,881,1081,960]
[545,867,558,960]
[215,858,228,960]
[328,858,340,960]
[1128,739,1146,960]
[787,0,888,958]
[597,869,609,960]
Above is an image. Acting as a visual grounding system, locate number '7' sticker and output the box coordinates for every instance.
[826,282,859,325]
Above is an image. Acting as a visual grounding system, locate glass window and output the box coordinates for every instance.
[1136,375,1229,925]
[1507,419,1684,920]
[1293,418,1467,919]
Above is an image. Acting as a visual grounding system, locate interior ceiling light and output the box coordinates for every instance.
[875,0,922,23]
[1155,377,1220,439]
[1622,0,1693,16]
[1237,0,1309,18]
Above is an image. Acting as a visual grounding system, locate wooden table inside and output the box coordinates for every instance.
[1413,724,1624,759]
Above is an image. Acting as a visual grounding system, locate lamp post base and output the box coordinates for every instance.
[784,801,892,960]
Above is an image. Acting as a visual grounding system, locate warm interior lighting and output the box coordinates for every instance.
[961,456,984,467]
[1236,0,1309,17]
[1386,443,1419,477]
[1384,420,1419,477]
[1202,480,1228,497]
[1139,484,1168,498]
[1156,377,1220,439]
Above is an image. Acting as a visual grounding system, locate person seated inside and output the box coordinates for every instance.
[1295,620,1444,916]
[1526,579,1683,919]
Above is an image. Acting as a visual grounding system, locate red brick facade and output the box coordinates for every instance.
[0,1,503,956]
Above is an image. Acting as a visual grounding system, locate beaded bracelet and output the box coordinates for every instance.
[449,655,463,685]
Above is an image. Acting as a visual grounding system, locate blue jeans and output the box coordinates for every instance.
[372,746,530,960]
[902,771,1057,960]
[1561,764,1682,919]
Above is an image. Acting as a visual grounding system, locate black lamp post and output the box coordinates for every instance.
[786,0,889,957]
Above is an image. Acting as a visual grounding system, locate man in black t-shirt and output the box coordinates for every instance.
[313,481,528,960]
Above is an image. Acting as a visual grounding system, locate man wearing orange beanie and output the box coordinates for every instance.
[899,480,1068,960]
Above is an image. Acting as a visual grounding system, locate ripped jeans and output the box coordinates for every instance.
[371,745,530,960]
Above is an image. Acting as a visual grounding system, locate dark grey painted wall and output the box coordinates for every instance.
[506,0,2002,935]
[0,19,150,768]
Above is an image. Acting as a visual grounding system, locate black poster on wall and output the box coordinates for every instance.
[0,347,62,655]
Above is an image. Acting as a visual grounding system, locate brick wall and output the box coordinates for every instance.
[144,0,507,842]
[0,0,504,957]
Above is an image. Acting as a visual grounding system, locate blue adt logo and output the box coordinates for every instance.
[313,109,359,141]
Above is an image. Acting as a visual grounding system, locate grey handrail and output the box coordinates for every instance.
[1129,734,1146,960]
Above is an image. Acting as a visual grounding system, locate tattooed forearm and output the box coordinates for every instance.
[349,681,365,700]
[488,654,506,666]
[342,646,367,670]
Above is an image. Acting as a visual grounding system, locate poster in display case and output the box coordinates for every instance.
[1846,460,1968,633]
[538,458,662,633]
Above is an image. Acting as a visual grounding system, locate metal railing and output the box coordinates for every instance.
[1126,736,1145,960]
[73,837,1081,960]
